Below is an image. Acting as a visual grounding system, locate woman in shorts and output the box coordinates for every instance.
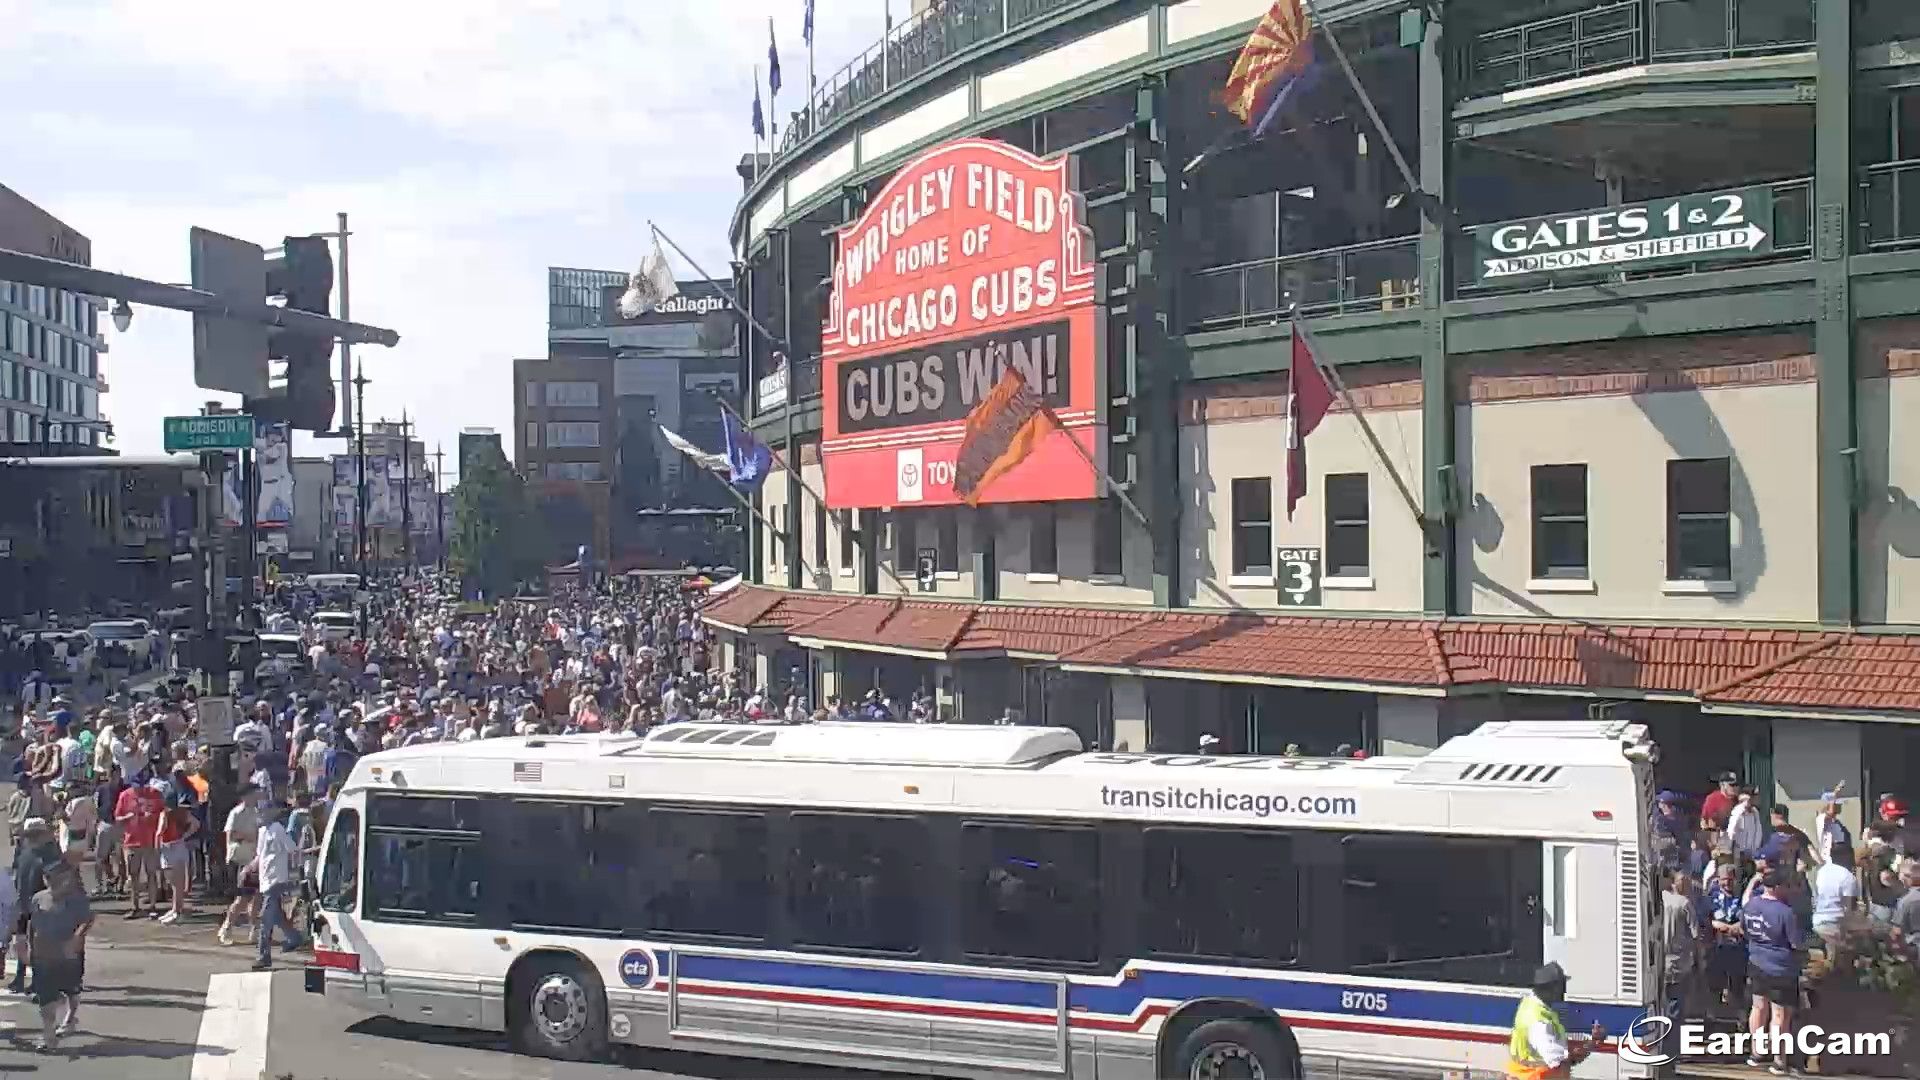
[154,792,199,925]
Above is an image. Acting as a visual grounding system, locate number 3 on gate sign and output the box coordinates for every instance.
[1276,547,1321,606]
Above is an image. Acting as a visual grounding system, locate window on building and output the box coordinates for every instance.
[837,509,855,571]
[813,497,828,571]
[524,422,539,449]
[1231,477,1273,577]
[28,371,46,407]
[1092,499,1123,577]
[787,813,927,954]
[1667,457,1732,581]
[1144,828,1299,964]
[1325,474,1370,578]
[544,381,600,407]
[892,511,914,569]
[0,361,13,401]
[545,422,600,448]
[935,508,959,573]
[525,381,542,407]
[7,316,26,356]
[1530,464,1589,580]
[26,286,45,317]
[1030,505,1058,575]
[960,823,1100,966]
[545,462,604,482]
[9,413,27,443]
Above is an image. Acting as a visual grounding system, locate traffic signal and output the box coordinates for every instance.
[251,235,336,432]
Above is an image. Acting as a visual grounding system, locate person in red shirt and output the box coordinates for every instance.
[154,788,200,924]
[113,777,164,920]
[1700,771,1740,832]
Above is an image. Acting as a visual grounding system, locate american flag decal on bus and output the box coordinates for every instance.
[512,762,543,783]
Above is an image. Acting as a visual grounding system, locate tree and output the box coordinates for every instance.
[449,450,545,598]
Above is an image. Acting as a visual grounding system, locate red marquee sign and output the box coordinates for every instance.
[822,137,1103,508]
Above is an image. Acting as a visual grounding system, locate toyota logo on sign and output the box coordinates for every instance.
[901,462,919,486]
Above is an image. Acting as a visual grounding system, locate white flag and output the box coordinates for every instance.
[658,425,729,474]
[619,237,680,319]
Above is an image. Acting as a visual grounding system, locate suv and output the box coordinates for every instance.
[87,620,153,671]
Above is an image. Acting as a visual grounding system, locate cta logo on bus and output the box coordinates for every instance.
[619,949,656,987]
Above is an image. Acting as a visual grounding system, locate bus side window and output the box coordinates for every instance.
[960,822,1100,967]
[320,808,361,913]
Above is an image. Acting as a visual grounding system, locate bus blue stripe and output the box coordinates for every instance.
[669,952,1645,1034]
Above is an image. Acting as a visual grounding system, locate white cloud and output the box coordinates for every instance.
[1,0,892,471]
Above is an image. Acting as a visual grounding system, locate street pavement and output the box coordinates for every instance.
[0,903,898,1080]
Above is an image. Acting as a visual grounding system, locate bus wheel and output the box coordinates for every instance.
[514,957,608,1062]
[1174,1019,1293,1080]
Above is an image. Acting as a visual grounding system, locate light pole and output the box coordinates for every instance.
[353,370,369,580]
[432,444,447,572]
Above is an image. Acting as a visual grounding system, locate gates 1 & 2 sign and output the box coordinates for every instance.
[1468,185,1776,286]
[821,137,1103,508]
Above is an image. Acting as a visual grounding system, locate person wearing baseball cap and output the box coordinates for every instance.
[8,818,60,996]
[1505,962,1606,1080]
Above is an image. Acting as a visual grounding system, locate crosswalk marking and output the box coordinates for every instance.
[190,971,273,1080]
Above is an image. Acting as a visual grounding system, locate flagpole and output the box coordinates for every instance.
[649,222,784,354]
[1047,415,1151,530]
[1296,0,1421,199]
[1289,310,1426,532]
[753,64,764,182]
[708,387,832,513]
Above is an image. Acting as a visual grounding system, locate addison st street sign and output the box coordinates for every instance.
[820,137,1104,509]
[1468,186,1776,285]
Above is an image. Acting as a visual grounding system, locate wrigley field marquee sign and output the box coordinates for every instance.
[820,136,1103,509]
[1468,185,1776,286]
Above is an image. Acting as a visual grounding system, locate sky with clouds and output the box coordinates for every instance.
[1,0,884,475]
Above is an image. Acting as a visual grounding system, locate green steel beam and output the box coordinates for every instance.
[1813,0,1856,626]
[781,228,803,591]
[1135,76,1182,608]
[1420,7,1453,615]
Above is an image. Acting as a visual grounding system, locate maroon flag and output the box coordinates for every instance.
[1286,320,1335,520]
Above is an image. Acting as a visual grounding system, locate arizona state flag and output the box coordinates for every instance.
[1223,0,1313,127]
[952,368,1062,505]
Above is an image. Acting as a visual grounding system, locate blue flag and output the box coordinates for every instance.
[752,81,765,138]
[722,410,772,492]
[803,0,814,46]
[768,19,783,95]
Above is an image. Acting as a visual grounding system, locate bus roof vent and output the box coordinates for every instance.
[1454,762,1564,786]
[628,722,1084,767]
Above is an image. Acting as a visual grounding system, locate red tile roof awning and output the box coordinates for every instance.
[694,585,1920,715]
[1062,613,1458,689]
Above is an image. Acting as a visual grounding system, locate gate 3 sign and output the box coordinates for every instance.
[821,137,1104,509]
[1469,185,1775,286]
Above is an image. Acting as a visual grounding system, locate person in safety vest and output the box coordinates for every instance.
[1507,962,1607,1080]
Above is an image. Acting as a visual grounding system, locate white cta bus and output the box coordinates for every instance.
[306,720,1664,1080]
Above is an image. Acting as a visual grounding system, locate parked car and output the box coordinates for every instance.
[311,611,358,642]
[87,620,153,671]
[254,632,308,688]
[22,630,96,683]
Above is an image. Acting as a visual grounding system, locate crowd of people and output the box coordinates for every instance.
[1654,771,1919,1072]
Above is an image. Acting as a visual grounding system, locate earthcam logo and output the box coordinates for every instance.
[1617,1012,1675,1066]
[1617,1009,1891,1066]
[618,949,655,988]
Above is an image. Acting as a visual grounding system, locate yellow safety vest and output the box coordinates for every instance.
[1508,993,1567,1070]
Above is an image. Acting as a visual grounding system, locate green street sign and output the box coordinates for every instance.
[1468,185,1776,286]
[163,414,255,452]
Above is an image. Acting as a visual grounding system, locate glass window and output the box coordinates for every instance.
[501,801,630,932]
[319,808,361,913]
[27,286,45,317]
[1092,499,1123,577]
[544,422,600,448]
[0,361,13,400]
[10,412,27,443]
[1342,835,1520,973]
[1325,474,1369,577]
[368,795,483,831]
[1531,464,1589,579]
[787,813,927,954]
[960,822,1100,965]
[525,381,542,407]
[1030,505,1058,575]
[935,509,959,573]
[836,509,855,571]
[7,317,26,355]
[644,807,769,939]
[544,381,600,407]
[366,833,484,921]
[1144,828,1299,964]
[891,511,915,569]
[1666,457,1731,581]
[525,421,539,449]
[1231,477,1273,576]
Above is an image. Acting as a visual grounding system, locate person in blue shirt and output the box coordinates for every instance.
[1742,872,1806,1074]
[1703,858,1747,1017]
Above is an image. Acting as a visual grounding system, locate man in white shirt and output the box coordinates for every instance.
[1811,841,1860,950]
[251,805,305,970]
[299,732,330,797]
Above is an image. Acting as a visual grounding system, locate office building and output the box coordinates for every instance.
[702,0,1920,839]
[0,182,111,451]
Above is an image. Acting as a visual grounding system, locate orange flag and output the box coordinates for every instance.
[952,368,1062,505]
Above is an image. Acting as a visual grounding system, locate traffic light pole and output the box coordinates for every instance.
[400,413,413,572]
[335,212,354,438]
[199,402,231,699]
[0,247,398,348]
